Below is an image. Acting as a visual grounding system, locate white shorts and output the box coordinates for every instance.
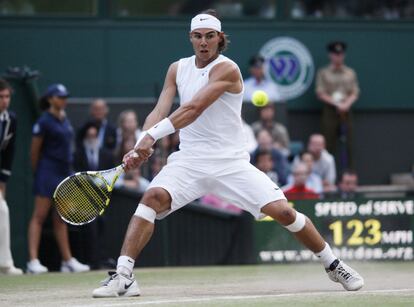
[148,151,286,220]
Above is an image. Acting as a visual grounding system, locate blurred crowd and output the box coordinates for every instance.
[2,0,414,20]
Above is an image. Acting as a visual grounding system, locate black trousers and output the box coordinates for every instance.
[322,105,353,171]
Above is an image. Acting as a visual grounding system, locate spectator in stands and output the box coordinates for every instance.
[316,41,359,170]
[77,99,117,152]
[27,83,90,274]
[338,169,358,199]
[283,162,319,200]
[251,104,290,155]
[73,122,114,269]
[117,110,142,145]
[214,0,243,17]
[74,121,114,172]
[0,79,22,275]
[250,129,289,185]
[254,149,279,184]
[243,55,281,103]
[115,110,143,163]
[289,151,323,194]
[307,134,336,192]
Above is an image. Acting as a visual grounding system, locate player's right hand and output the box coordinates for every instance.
[122,150,143,171]
[134,134,155,161]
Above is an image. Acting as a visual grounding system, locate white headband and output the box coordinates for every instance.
[191,14,221,32]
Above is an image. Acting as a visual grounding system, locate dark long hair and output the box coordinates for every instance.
[39,95,50,111]
[201,9,230,53]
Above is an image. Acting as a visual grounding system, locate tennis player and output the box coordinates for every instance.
[93,9,363,297]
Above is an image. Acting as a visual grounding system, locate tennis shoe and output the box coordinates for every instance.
[26,259,48,274]
[92,271,140,298]
[326,259,364,291]
[0,265,23,275]
[60,257,90,273]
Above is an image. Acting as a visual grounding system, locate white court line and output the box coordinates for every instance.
[79,288,414,307]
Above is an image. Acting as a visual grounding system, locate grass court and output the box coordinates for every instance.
[1,261,413,306]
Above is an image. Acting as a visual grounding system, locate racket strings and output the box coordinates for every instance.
[54,174,110,225]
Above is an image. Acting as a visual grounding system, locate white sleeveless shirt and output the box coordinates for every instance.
[176,54,249,160]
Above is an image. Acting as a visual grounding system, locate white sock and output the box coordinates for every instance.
[116,255,134,276]
[315,242,337,269]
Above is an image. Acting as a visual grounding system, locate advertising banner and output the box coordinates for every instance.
[255,198,414,263]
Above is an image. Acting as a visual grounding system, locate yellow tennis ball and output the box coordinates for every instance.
[251,90,269,107]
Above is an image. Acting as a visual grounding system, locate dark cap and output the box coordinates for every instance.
[43,83,70,98]
[249,55,265,67]
[327,41,347,54]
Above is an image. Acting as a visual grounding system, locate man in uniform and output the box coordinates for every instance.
[316,41,359,170]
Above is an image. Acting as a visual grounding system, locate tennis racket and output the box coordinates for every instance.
[53,164,126,226]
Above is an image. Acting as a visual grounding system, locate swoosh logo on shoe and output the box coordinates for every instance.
[124,281,134,290]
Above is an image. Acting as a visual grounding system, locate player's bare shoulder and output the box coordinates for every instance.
[209,61,242,93]
[166,61,179,81]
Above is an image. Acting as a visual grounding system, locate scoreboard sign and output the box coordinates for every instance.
[255,198,414,263]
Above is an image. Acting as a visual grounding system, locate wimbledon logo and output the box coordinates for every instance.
[260,37,314,100]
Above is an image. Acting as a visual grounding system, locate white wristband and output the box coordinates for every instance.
[147,118,175,141]
[134,131,147,149]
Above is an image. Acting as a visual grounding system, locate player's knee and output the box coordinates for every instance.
[134,203,157,223]
[284,211,307,233]
[278,207,297,224]
[138,188,171,221]
[266,200,297,225]
[141,188,170,210]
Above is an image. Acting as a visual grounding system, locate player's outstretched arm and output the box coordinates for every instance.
[142,62,178,131]
[169,61,241,129]
[124,62,178,169]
